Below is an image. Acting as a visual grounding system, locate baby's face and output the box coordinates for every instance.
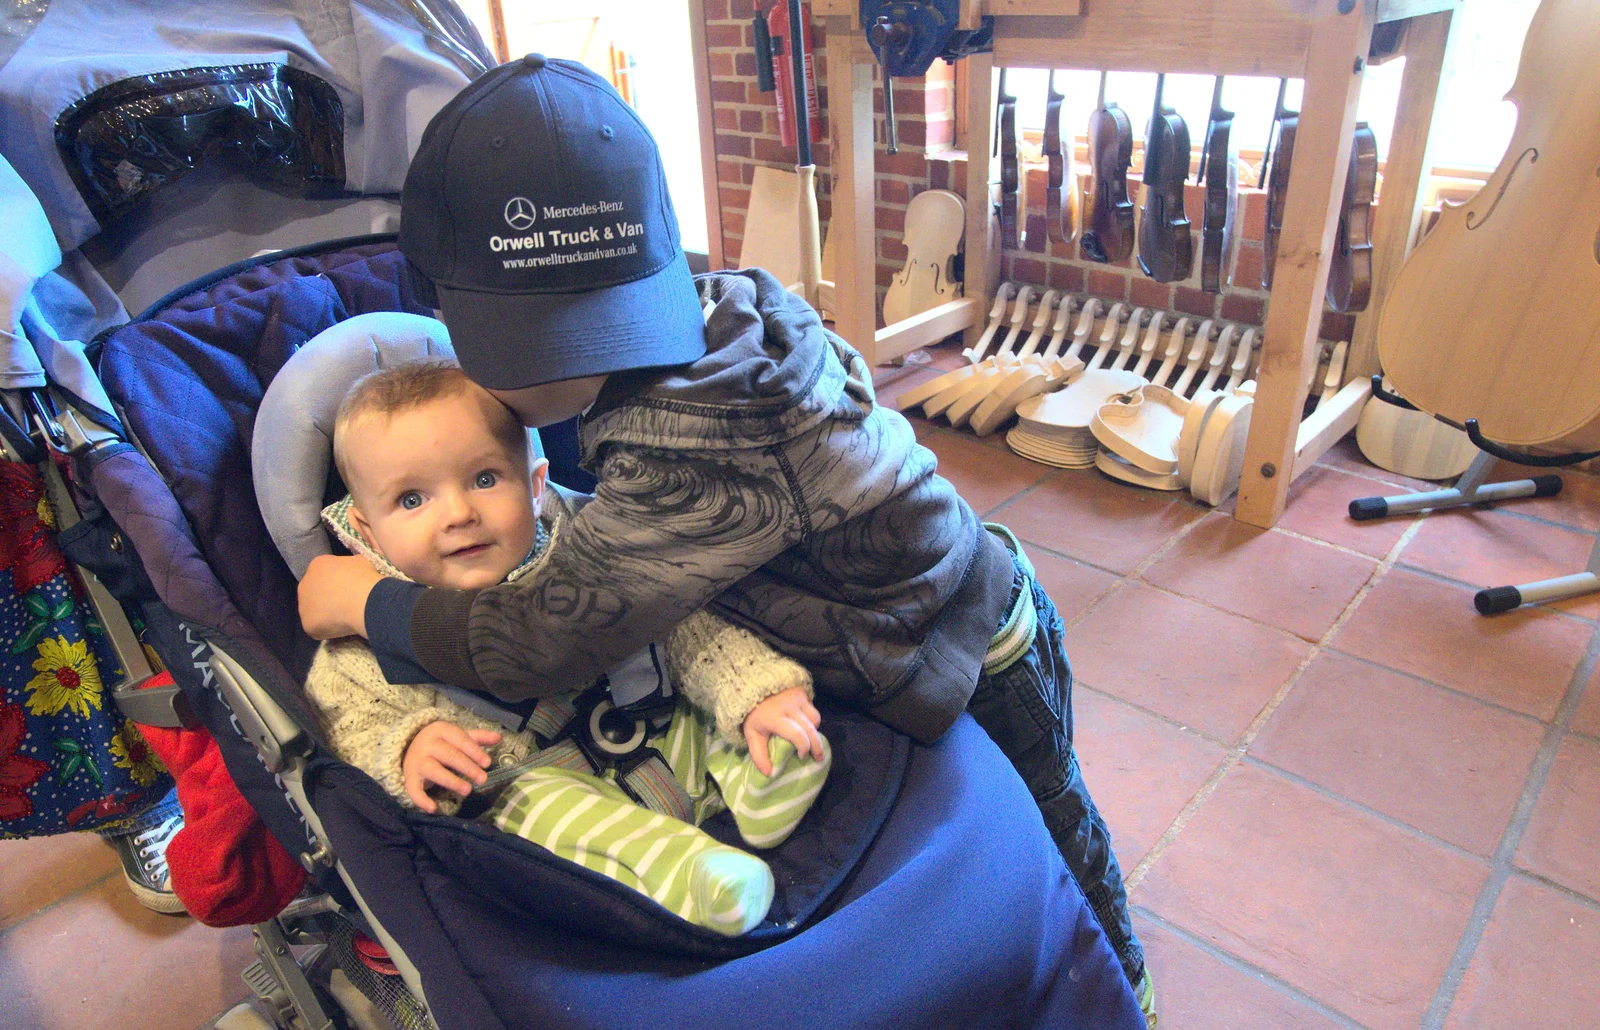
[343,390,540,591]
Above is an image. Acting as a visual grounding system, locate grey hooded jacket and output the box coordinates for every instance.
[406,268,1014,744]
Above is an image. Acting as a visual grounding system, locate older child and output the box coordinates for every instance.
[303,359,830,936]
[300,55,1153,1021]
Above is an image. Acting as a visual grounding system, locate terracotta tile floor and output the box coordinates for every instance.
[5,350,1600,1029]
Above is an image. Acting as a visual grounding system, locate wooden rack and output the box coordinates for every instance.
[818,0,1461,528]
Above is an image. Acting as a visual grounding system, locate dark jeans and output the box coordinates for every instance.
[967,554,1144,987]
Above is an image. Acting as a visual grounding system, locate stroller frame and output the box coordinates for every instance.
[6,378,437,1030]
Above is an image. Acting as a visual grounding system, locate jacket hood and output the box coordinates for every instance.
[579,267,862,459]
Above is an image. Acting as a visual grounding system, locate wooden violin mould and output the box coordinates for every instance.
[1137,73,1193,284]
[1082,71,1135,264]
[1378,0,1600,451]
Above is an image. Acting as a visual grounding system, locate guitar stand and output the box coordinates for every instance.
[1350,381,1599,614]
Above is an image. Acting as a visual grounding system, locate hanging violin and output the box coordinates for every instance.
[1260,78,1299,291]
[1196,75,1237,294]
[1137,73,1193,284]
[996,68,1020,250]
[1043,69,1077,245]
[1378,0,1600,453]
[1082,71,1134,264]
[1327,123,1378,312]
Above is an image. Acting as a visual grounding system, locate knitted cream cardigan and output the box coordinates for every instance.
[304,488,812,810]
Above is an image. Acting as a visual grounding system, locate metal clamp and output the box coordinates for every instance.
[1369,374,1419,411]
[1464,420,1600,468]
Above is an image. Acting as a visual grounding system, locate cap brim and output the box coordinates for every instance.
[436,251,707,390]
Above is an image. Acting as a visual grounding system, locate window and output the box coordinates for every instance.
[998,0,1539,178]
[455,1,711,256]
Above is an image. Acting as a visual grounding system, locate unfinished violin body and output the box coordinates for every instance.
[1137,74,1193,284]
[1327,123,1377,313]
[1083,73,1135,264]
[1377,0,1600,451]
[883,188,964,326]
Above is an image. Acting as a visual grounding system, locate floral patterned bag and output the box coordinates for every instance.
[0,460,171,838]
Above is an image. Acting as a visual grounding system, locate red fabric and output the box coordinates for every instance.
[136,672,306,926]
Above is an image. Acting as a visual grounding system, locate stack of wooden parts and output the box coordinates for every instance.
[898,282,1355,506]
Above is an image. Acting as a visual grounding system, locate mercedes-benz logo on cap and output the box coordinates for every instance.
[504,197,537,231]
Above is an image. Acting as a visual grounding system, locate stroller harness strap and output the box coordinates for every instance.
[435,678,696,826]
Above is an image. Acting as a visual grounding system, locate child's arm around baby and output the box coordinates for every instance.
[309,608,825,813]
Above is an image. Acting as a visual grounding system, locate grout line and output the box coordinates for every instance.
[1505,866,1600,914]
[1131,906,1374,1030]
[0,868,120,940]
[978,465,1065,521]
[1381,562,1598,628]
[1061,501,1212,632]
[1123,517,1428,893]
[1239,755,1490,865]
[1419,623,1600,1030]
[1320,645,1564,727]
[1273,521,1414,564]
[1421,486,1600,538]
[1075,681,1236,750]
[1128,574,1360,646]
[1003,532,1134,581]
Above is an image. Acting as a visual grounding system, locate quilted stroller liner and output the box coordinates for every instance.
[78,235,1143,1028]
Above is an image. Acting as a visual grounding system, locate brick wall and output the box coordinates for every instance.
[700,3,1357,347]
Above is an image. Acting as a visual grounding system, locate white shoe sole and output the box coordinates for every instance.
[123,872,189,915]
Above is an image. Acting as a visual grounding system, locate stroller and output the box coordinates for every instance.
[2,2,1145,1028]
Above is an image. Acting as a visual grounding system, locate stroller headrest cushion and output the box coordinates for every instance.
[254,311,454,579]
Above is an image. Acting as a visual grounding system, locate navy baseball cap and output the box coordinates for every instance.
[399,54,706,390]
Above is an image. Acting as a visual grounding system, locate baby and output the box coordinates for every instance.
[303,359,830,935]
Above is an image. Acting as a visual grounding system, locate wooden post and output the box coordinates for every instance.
[688,0,725,272]
[825,19,881,363]
[1346,7,1459,380]
[1235,0,1376,528]
[963,52,999,352]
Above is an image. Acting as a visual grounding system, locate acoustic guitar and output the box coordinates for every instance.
[1377,0,1600,452]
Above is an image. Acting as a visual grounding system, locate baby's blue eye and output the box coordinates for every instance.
[399,491,423,510]
[475,471,498,489]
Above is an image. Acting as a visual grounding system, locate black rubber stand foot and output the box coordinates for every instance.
[1532,475,1564,498]
[1349,496,1389,521]
[1475,585,1523,615]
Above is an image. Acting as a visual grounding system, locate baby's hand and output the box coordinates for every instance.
[742,687,824,776]
[402,721,502,813]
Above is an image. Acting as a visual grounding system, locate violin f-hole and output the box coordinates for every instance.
[1465,148,1538,230]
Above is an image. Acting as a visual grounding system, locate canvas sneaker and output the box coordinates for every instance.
[106,812,186,914]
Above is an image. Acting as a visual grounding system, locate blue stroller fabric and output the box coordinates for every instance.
[86,236,1143,1029]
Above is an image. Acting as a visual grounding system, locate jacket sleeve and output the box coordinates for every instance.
[665,609,813,742]
[407,445,801,701]
[303,639,459,809]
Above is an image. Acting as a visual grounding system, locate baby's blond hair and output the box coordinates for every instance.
[332,359,527,485]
